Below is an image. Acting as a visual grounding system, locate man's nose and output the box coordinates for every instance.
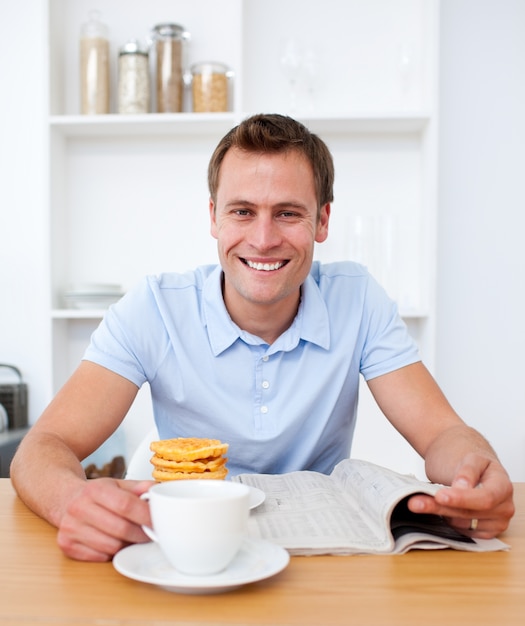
[249,215,281,249]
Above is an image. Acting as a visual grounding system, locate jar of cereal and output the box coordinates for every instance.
[79,10,110,114]
[118,39,150,114]
[150,23,190,113]
[190,62,232,113]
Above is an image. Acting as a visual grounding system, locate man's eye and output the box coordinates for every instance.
[234,209,251,216]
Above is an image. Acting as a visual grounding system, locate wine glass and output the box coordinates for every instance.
[302,48,320,113]
[280,40,303,114]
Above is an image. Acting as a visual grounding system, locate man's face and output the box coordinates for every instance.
[209,147,330,321]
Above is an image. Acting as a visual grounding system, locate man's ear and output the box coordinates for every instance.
[315,203,331,243]
[209,198,218,239]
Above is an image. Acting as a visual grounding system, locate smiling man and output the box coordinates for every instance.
[210,146,329,344]
[11,114,514,562]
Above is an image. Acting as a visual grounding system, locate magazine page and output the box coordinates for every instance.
[236,467,391,554]
[237,458,437,554]
[329,459,441,527]
[236,459,510,555]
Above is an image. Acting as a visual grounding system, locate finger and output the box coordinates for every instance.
[57,521,125,561]
[433,484,489,511]
[444,515,507,540]
[450,454,491,490]
[58,480,151,556]
[71,494,149,543]
[119,479,156,496]
[414,494,512,537]
[407,492,487,520]
[86,478,152,528]
[58,497,152,560]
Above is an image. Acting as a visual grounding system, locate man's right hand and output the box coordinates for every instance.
[56,478,154,561]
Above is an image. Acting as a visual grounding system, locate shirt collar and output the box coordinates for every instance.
[203,266,331,356]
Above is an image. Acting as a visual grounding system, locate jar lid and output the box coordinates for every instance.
[119,39,148,56]
[81,10,109,39]
[191,62,230,75]
[151,23,189,40]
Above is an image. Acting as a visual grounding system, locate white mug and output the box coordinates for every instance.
[140,480,250,576]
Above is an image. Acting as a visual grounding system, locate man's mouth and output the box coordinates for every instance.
[242,259,287,272]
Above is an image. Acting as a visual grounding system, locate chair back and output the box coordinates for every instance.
[125,425,159,479]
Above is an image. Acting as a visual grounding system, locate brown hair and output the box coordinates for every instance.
[208,113,334,215]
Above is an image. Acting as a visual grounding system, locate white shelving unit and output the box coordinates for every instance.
[45,0,439,474]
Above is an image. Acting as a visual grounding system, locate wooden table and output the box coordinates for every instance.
[1,479,523,626]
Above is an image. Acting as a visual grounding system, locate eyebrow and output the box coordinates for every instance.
[224,199,309,210]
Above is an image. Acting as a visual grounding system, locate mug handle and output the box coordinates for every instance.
[139,492,158,542]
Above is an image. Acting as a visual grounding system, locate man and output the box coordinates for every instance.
[11,114,514,562]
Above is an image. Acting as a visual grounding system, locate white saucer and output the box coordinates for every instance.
[248,486,265,509]
[113,537,289,594]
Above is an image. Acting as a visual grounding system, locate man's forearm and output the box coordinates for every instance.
[10,430,87,527]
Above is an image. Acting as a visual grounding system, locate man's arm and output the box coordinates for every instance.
[367,362,515,537]
[10,360,153,561]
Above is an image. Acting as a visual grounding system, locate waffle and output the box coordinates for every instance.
[151,465,229,482]
[149,437,229,481]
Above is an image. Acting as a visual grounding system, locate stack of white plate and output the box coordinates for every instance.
[63,283,125,310]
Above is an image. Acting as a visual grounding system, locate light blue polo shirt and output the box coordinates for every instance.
[83,261,420,476]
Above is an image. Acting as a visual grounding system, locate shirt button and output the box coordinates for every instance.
[262,380,270,389]
[260,405,268,414]
[262,355,269,362]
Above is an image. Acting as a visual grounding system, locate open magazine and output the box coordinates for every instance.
[234,459,509,555]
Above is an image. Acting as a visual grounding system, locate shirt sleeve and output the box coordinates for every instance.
[359,276,421,381]
[82,277,169,388]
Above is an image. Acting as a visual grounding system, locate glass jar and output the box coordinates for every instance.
[79,10,110,115]
[150,23,190,113]
[191,62,231,113]
[118,40,150,114]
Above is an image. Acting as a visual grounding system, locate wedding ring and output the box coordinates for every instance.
[469,518,479,531]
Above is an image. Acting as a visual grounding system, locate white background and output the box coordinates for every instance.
[436,0,525,480]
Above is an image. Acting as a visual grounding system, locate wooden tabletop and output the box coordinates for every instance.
[1,479,523,626]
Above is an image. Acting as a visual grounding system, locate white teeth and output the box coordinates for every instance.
[246,260,284,271]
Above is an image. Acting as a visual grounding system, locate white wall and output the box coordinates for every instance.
[437,0,525,480]
[0,3,51,414]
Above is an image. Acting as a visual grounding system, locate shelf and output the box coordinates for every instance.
[51,308,429,321]
[297,113,431,135]
[400,309,430,320]
[49,113,238,137]
[49,112,430,138]
[52,309,108,320]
